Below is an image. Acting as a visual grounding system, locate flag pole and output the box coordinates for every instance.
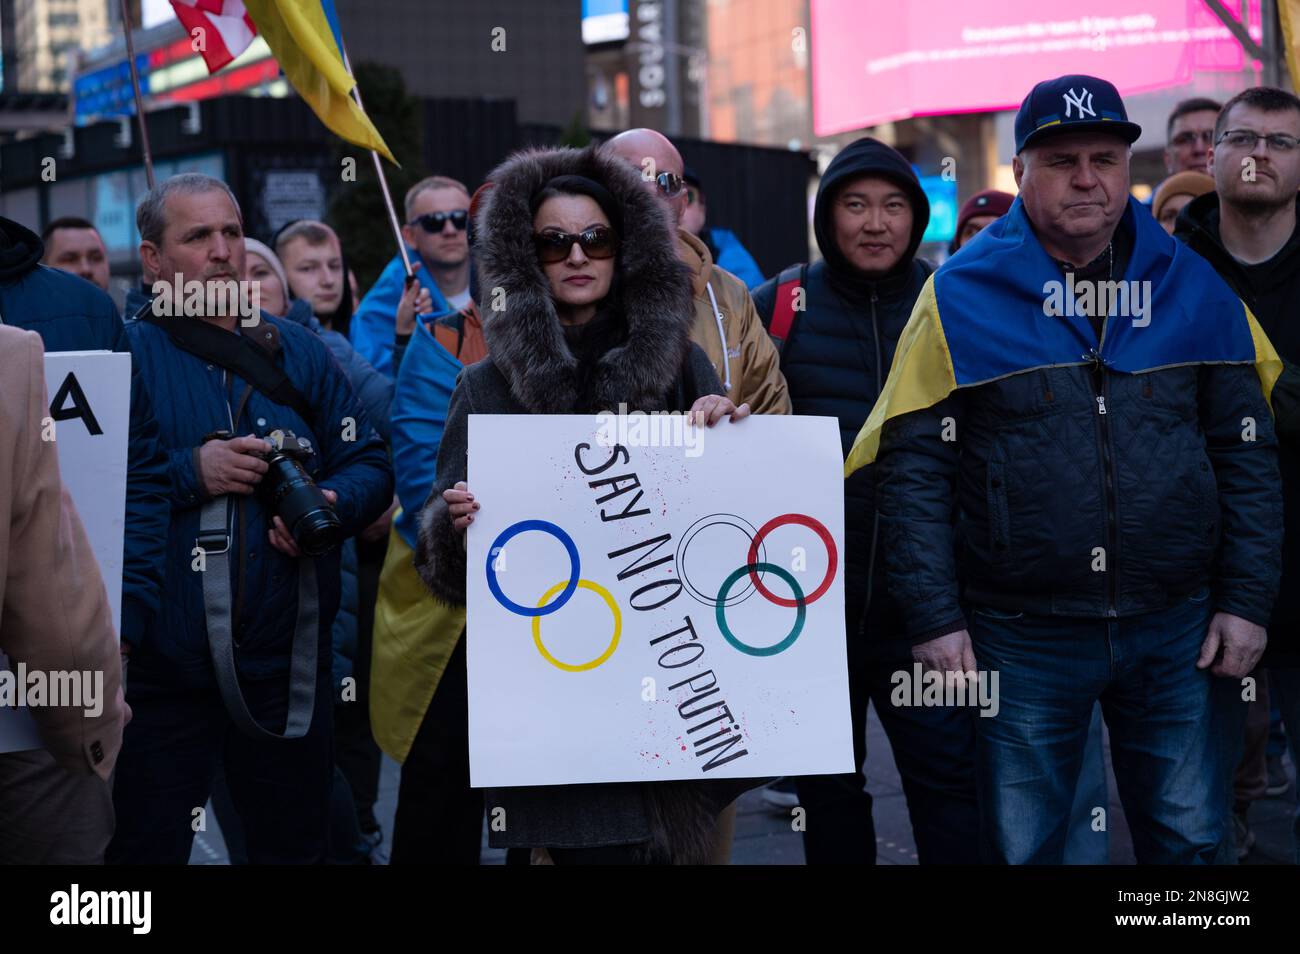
[118,0,155,189]
[338,40,414,280]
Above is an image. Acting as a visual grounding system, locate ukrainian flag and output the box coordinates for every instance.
[844,195,1281,476]
[243,0,396,164]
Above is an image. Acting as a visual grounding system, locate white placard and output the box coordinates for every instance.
[0,351,130,754]
[466,414,852,787]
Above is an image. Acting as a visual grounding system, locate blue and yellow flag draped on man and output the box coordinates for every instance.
[844,194,1281,477]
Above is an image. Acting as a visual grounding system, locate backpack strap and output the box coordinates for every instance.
[768,264,807,355]
[136,307,316,428]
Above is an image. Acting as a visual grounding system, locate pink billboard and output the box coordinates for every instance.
[811,0,1262,136]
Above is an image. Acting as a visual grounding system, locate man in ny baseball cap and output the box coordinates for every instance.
[1011,75,1142,272]
[855,68,1283,866]
[1014,74,1142,153]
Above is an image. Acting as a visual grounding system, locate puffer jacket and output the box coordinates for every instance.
[279,298,394,443]
[122,303,393,687]
[679,230,790,415]
[1177,193,1300,664]
[350,249,451,378]
[877,206,1282,640]
[752,137,932,642]
[0,217,169,647]
[414,144,754,863]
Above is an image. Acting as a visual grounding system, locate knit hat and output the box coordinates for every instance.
[243,237,288,295]
[955,189,1015,242]
[1152,170,1215,222]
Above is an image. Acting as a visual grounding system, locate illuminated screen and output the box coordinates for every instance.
[811,0,1260,135]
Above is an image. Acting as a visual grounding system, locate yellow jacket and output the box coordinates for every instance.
[678,230,791,415]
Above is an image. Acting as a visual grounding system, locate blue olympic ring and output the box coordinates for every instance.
[485,520,581,617]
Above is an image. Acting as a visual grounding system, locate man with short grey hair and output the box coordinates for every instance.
[855,75,1283,864]
[108,173,393,864]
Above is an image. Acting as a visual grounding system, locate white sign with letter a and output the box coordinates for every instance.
[0,351,130,754]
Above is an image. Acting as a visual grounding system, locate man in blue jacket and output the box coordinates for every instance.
[349,175,473,378]
[105,174,393,865]
[0,214,169,863]
[859,76,1283,864]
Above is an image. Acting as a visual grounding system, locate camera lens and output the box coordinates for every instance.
[294,507,344,557]
[260,453,342,557]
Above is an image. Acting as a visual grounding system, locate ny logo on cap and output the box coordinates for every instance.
[1063,87,1096,119]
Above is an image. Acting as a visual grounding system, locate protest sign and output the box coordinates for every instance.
[466,413,852,787]
[0,351,129,754]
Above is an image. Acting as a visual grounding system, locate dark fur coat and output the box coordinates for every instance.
[412,145,730,864]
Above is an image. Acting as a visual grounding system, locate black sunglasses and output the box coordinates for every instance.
[655,171,684,197]
[411,210,469,233]
[533,226,619,263]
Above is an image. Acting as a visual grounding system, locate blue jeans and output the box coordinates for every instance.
[1211,670,1253,864]
[969,591,1221,864]
[1063,704,1109,864]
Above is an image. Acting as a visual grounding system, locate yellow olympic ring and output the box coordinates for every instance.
[531,579,622,672]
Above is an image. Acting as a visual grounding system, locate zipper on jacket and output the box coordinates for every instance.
[1089,340,1120,619]
[859,287,883,638]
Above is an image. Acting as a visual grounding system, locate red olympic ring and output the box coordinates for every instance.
[747,513,837,608]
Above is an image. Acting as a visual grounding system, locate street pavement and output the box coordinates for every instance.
[189,706,1297,865]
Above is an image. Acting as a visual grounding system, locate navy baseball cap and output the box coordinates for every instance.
[1014,75,1142,153]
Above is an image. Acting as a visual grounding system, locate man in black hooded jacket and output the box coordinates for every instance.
[752,138,979,864]
[1175,85,1300,863]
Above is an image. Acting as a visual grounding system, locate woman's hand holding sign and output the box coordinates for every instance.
[446,481,479,534]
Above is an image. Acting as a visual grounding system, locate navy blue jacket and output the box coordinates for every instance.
[753,138,932,643]
[1177,193,1300,664]
[123,303,393,687]
[279,299,393,443]
[0,217,169,646]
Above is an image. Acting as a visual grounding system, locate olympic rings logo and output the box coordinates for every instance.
[485,512,836,670]
[697,513,838,656]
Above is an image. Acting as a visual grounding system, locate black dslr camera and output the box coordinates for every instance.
[257,429,342,557]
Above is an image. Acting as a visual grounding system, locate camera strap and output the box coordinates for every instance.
[199,497,320,740]
[135,308,316,428]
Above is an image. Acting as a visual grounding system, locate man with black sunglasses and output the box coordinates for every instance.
[603,128,790,418]
[351,175,474,378]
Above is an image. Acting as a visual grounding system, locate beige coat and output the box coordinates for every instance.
[678,230,791,415]
[0,326,123,779]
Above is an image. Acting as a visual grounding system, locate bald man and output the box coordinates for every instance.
[603,129,790,416]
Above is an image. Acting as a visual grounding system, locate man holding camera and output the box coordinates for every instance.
[108,174,393,864]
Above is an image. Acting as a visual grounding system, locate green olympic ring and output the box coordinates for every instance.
[715,562,806,657]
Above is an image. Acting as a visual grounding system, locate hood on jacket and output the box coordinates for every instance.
[475,145,695,413]
[1175,192,1300,293]
[677,228,716,297]
[813,138,931,291]
[0,216,44,283]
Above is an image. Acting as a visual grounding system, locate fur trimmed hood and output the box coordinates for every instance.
[474,145,695,413]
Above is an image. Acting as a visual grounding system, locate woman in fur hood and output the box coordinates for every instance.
[414,145,753,864]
